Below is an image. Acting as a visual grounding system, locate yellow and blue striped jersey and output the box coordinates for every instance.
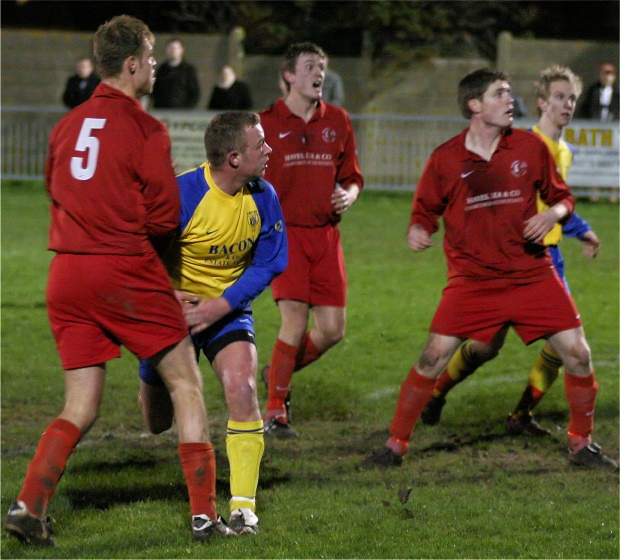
[166,163,287,310]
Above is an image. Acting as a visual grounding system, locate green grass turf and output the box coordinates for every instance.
[1,181,618,558]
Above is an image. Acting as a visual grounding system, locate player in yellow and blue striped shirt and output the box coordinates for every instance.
[138,112,288,533]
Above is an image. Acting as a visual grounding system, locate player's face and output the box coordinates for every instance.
[287,53,325,101]
[240,124,272,179]
[479,80,514,128]
[539,80,578,128]
[135,38,156,97]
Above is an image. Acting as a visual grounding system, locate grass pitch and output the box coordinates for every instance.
[1,181,618,559]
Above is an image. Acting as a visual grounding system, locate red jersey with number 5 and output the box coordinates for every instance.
[45,83,180,255]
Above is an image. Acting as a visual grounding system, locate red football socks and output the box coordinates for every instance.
[178,442,217,520]
[434,370,459,396]
[266,338,298,415]
[565,371,598,452]
[18,418,81,516]
[389,368,436,445]
[294,332,324,371]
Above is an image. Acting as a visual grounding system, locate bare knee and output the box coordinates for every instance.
[548,330,592,375]
[59,406,99,435]
[418,348,444,371]
[561,342,592,374]
[312,310,346,350]
[223,373,260,421]
[416,334,464,377]
[320,324,345,349]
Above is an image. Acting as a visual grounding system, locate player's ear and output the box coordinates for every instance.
[229,152,239,169]
[283,69,294,85]
[468,98,481,115]
[127,56,137,75]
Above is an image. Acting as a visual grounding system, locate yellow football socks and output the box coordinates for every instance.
[512,344,563,418]
[528,344,562,394]
[226,420,264,512]
[433,341,477,397]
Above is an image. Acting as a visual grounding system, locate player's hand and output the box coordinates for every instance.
[581,230,601,259]
[174,290,200,309]
[524,203,569,244]
[183,297,232,334]
[332,184,359,215]
[407,223,433,251]
[523,211,556,244]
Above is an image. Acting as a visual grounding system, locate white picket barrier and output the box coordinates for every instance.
[2,106,618,198]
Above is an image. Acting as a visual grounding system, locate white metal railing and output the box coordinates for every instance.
[1,106,65,180]
[352,114,465,191]
[2,106,618,198]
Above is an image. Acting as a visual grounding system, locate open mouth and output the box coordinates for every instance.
[312,80,322,88]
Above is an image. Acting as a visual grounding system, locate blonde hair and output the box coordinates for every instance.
[534,65,583,116]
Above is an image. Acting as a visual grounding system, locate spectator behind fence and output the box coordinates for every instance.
[322,54,345,107]
[151,37,200,109]
[62,57,100,109]
[577,62,619,121]
[512,92,528,118]
[208,65,253,111]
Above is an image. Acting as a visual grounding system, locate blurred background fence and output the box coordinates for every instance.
[2,106,618,198]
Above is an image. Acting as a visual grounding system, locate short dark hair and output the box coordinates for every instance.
[458,68,510,119]
[93,15,154,79]
[280,42,325,82]
[204,111,260,168]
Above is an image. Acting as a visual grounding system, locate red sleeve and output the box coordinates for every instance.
[140,129,180,238]
[335,111,364,190]
[408,152,444,234]
[44,137,54,198]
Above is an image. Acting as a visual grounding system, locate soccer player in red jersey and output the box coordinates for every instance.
[258,43,363,437]
[420,66,603,437]
[3,15,235,546]
[363,68,617,470]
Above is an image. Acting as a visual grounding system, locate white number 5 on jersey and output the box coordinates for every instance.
[70,118,107,180]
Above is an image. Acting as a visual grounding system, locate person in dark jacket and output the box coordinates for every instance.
[62,57,100,109]
[577,62,619,121]
[151,38,200,109]
[208,66,253,111]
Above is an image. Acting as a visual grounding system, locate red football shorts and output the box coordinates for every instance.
[270,224,346,307]
[430,272,582,345]
[46,253,188,370]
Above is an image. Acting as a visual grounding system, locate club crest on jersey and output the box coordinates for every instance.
[247,210,259,229]
[510,160,528,177]
[322,127,336,143]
